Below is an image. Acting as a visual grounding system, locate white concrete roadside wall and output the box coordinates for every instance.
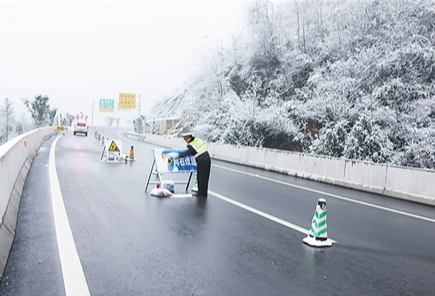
[0,127,54,223]
[142,134,435,206]
[0,127,55,277]
[385,166,434,205]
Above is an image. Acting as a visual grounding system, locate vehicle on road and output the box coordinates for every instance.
[74,120,88,136]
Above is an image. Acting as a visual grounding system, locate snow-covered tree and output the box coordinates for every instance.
[311,120,348,157]
[148,0,435,169]
[0,98,14,143]
[23,95,56,128]
[343,114,392,163]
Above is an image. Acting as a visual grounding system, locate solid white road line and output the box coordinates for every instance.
[49,136,91,296]
[212,164,435,224]
[209,190,309,234]
[208,190,337,244]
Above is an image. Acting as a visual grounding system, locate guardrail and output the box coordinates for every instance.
[124,130,146,141]
[0,127,55,278]
[138,133,435,207]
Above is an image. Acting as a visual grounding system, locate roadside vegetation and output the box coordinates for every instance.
[153,0,435,169]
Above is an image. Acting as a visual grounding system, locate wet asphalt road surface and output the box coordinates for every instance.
[1,127,435,295]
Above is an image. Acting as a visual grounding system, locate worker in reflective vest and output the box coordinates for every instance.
[178,133,211,198]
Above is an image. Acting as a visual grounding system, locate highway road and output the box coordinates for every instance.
[1,127,435,295]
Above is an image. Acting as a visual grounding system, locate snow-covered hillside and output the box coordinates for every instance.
[147,89,190,120]
[144,0,435,170]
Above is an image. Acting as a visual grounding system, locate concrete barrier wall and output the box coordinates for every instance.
[0,128,53,218]
[142,134,435,206]
[0,127,54,277]
[384,166,434,204]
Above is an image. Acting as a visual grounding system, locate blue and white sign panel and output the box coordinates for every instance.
[99,99,115,112]
[154,149,197,174]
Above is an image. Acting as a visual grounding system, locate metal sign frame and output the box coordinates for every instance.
[100,140,125,163]
[144,148,197,193]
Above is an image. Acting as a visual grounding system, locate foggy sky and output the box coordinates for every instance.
[0,0,250,125]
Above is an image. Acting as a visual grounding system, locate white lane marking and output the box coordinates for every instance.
[209,190,337,243]
[49,136,91,296]
[209,190,308,234]
[212,164,435,223]
[170,193,195,199]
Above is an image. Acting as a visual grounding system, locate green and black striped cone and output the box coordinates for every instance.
[303,198,333,247]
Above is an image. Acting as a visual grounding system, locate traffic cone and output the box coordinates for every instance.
[130,146,134,159]
[302,198,333,247]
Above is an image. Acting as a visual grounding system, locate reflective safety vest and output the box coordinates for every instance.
[189,138,207,157]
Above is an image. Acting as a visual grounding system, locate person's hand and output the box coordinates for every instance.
[166,152,179,159]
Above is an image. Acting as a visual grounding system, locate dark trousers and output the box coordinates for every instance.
[196,152,211,197]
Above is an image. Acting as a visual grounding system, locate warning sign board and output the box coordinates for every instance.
[100,138,126,163]
[154,149,197,174]
[109,140,120,152]
[144,148,196,193]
